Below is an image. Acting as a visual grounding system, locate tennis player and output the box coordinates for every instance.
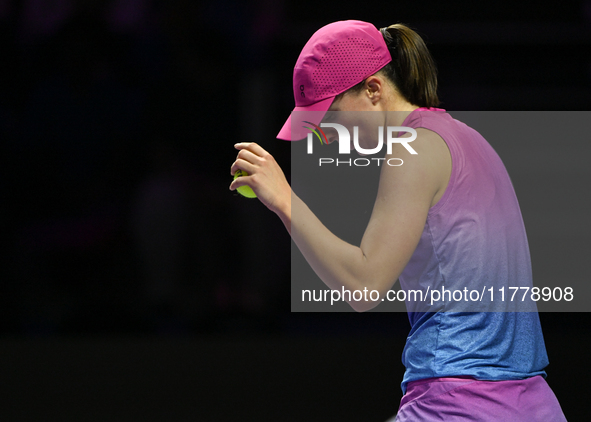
[229,20,567,421]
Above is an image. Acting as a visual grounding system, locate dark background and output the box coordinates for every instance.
[1,0,590,420]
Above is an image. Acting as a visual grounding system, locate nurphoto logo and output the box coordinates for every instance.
[303,122,418,167]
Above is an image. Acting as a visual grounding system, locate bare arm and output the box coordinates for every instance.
[230,128,451,312]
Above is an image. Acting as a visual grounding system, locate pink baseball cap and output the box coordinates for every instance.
[276,20,392,141]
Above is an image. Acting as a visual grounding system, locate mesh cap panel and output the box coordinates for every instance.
[312,37,384,98]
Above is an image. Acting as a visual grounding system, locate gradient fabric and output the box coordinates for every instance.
[397,109,549,395]
[395,376,566,422]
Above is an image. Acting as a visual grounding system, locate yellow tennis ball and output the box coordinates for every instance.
[234,170,257,198]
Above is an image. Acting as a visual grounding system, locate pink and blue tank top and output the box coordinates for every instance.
[398,108,548,393]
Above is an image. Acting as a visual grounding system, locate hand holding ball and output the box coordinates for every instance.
[233,170,257,198]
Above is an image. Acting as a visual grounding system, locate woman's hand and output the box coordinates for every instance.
[229,142,291,218]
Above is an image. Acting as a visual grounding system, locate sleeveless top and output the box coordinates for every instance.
[398,108,548,393]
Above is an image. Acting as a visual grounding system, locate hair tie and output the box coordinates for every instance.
[380,27,394,46]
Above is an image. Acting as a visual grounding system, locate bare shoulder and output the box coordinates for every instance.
[358,127,451,295]
[415,127,452,207]
[378,127,451,208]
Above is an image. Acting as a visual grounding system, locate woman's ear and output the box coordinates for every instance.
[365,76,383,105]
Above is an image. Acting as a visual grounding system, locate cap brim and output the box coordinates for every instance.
[276,96,335,141]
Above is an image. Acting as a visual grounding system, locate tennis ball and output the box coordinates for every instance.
[234,170,257,198]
